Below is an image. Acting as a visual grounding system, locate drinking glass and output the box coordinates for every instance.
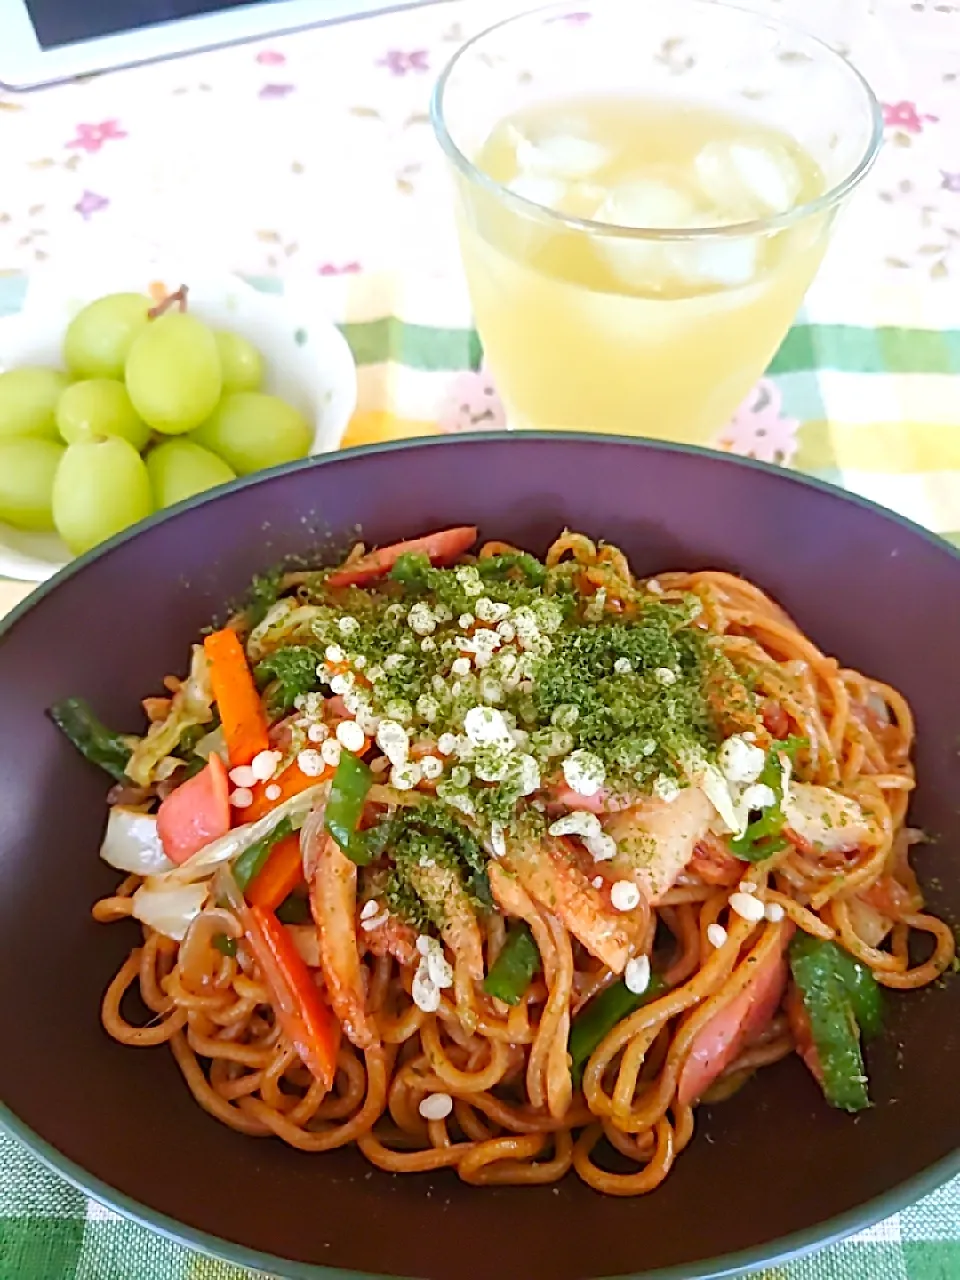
[431,0,882,443]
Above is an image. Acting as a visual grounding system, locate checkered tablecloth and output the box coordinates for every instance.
[2,0,960,1275]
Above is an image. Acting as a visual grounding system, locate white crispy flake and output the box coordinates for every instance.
[718,734,766,784]
[390,761,422,790]
[252,751,282,782]
[740,782,777,813]
[297,748,326,777]
[412,968,441,1012]
[624,955,651,996]
[463,706,515,749]
[408,602,437,636]
[549,811,603,841]
[707,922,728,948]
[420,755,444,781]
[611,880,641,912]
[730,891,765,923]
[361,911,389,932]
[562,749,605,797]
[229,764,257,789]
[376,719,409,766]
[336,720,366,753]
[419,1092,454,1121]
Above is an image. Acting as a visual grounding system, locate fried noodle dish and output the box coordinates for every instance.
[53,527,956,1196]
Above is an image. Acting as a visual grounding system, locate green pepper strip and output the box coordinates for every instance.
[213,934,237,957]
[483,923,542,1005]
[233,817,294,894]
[325,750,375,865]
[275,892,312,924]
[730,736,807,862]
[49,698,132,783]
[793,934,884,1039]
[824,940,884,1039]
[789,933,875,1113]
[569,973,667,1088]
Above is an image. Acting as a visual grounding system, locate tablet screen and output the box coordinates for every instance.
[27,0,255,49]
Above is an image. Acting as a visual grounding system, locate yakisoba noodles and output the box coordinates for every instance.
[58,528,955,1196]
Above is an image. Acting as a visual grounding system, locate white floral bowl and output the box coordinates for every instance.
[0,264,357,583]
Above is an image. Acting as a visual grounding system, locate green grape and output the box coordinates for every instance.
[125,312,222,435]
[191,392,312,475]
[0,367,70,440]
[63,293,152,380]
[52,437,152,555]
[146,439,236,508]
[56,378,150,451]
[0,437,65,530]
[214,329,264,393]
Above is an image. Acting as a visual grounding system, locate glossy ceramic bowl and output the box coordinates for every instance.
[1,435,959,1280]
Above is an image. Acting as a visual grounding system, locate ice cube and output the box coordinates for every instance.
[507,173,568,211]
[592,179,699,291]
[514,131,610,180]
[683,237,757,287]
[694,141,802,218]
[594,179,757,291]
[597,178,700,230]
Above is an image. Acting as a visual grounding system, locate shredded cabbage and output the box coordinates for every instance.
[125,645,215,787]
[132,880,209,940]
[100,807,174,876]
[195,725,228,763]
[162,782,329,884]
[247,599,322,661]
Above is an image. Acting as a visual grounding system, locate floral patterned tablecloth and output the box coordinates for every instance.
[2,1,960,1277]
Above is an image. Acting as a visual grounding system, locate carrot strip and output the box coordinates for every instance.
[244,904,340,1090]
[203,628,270,767]
[248,832,304,912]
[244,760,330,824]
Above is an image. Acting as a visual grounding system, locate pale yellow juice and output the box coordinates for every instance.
[457,93,829,442]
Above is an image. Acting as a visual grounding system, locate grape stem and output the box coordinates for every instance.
[148,285,189,320]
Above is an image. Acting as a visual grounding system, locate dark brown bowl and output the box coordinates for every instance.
[2,434,959,1280]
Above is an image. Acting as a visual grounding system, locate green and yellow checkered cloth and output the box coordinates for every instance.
[2,273,960,1278]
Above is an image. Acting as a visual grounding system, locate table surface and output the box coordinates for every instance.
[2,1,960,1276]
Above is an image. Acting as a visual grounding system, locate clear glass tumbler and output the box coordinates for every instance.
[431,0,882,444]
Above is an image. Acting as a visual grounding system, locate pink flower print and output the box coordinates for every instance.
[74,190,109,221]
[438,368,507,434]
[317,262,361,276]
[259,83,296,99]
[941,171,960,193]
[256,49,286,65]
[716,379,799,466]
[66,120,127,153]
[378,50,429,76]
[881,101,938,134]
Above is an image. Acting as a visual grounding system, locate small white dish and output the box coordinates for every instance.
[0,263,357,582]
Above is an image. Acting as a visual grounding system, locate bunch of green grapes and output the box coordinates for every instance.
[0,287,313,555]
